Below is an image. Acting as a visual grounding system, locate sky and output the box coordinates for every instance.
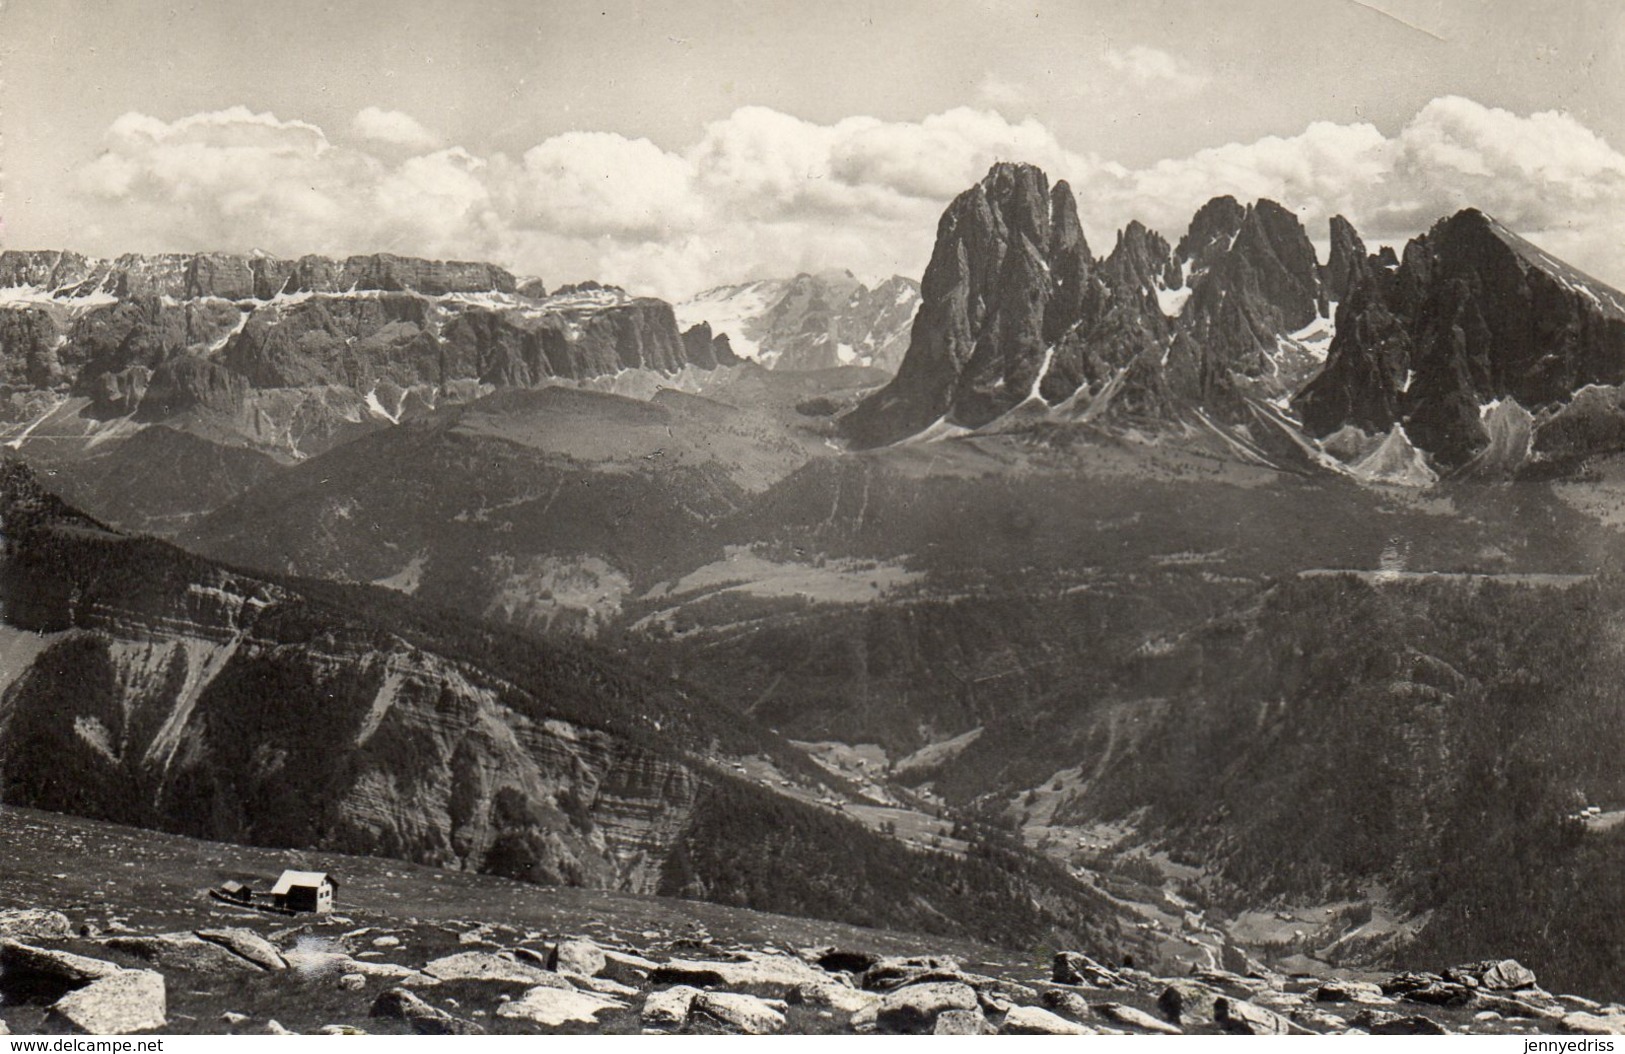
[3,0,1624,298]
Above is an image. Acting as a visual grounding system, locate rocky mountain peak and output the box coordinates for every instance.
[841,170,1344,447]
[1174,195,1247,273]
[841,164,1080,446]
[1100,221,1174,302]
[1296,205,1625,467]
[1169,198,1323,385]
[1324,214,1370,303]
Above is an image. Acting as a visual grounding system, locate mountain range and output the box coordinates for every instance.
[10,160,1625,1006]
[676,271,921,371]
[0,251,739,466]
[841,163,1625,486]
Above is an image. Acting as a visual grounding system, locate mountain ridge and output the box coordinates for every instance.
[675,271,921,372]
[838,163,1625,481]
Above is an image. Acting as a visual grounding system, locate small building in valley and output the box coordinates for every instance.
[270,870,338,914]
[217,880,253,904]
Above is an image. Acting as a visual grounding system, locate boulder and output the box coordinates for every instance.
[338,973,366,991]
[421,951,562,986]
[285,946,416,983]
[1002,1005,1094,1035]
[562,972,639,997]
[104,933,263,973]
[1094,1001,1183,1034]
[496,986,627,1028]
[266,1020,294,1035]
[550,939,606,978]
[651,954,828,995]
[1480,960,1539,991]
[319,1025,367,1035]
[601,949,658,984]
[196,927,288,970]
[1315,980,1388,1004]
[0,1018,10,1035]
[1381,971,1444,996]
[1294,1007,1353,1033]
[1476,995,1564,1022]
[372,935,402,949]
[980,977,1040,1005]
[0,909,73,941]
[790,981,878,1015]
[1563,1012,1625,1036]
[343,957,423,981]
[976,986,1011,1014]
[860,956,961,991]
[1353,1009,1452,1035]
[642,986,701,1029]
[370,987,484,1036]
[935,1008,995,1035]
[49,970,166,1035]
[815,948,882,975]
[1158,980,1223,1025]
[875,981,979,1034]
[1251,989,1307,1011]
[1403,983,1478,1007]
[0,940,124,989]
[1052,951,1127,988]
[1195,967,1270,993]
[1216,997,1297,1035]
[1041,987,1094,1020]
[692,991,785,1034]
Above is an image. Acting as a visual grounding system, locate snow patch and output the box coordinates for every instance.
[899,416,972,445]
[74,716,119,762]
[364,386,400,424]
[1155,284,1193,318]
[673,280,782,362]
[206,309,252,355]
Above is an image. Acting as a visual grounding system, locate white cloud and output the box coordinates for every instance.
[66,96,1625,298]
[352,106,442,151]
[509,131,701,238]
[1101,45,1208,93]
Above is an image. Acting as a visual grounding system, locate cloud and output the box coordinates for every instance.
[1069,95,1625,286]
[1101,45,1208,93]
[66,97,1625,298]
[351,106,441,151]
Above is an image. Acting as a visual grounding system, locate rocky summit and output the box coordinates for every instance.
[0,250,738,464]
[1295,208,1625,469]
[838,162,1625,483]
[839,163,1337,448]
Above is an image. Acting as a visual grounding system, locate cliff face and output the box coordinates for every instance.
[1295,209,1625,467]
[840,162,1625,476]
[0,253,730,461]
[841,164,1094,446]
[839,164,1333,447]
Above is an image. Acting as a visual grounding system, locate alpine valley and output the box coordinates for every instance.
[11,161,1625,1031]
